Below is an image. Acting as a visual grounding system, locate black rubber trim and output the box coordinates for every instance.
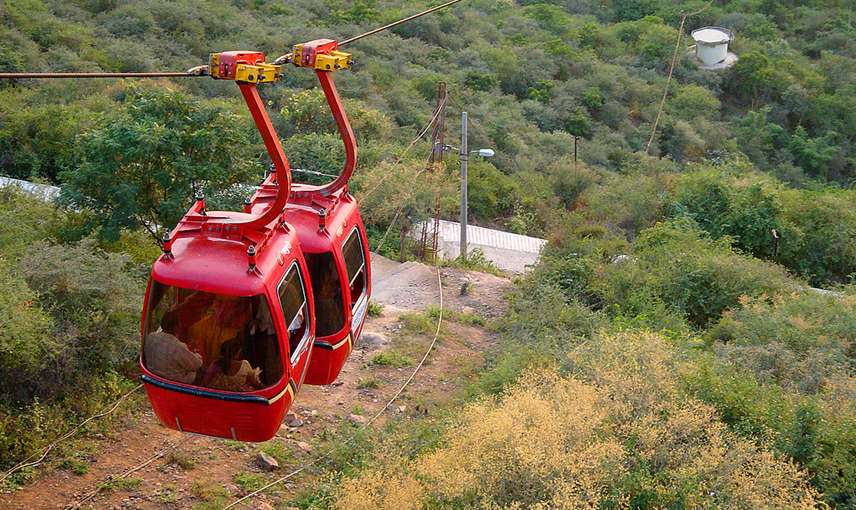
[142,375,270,405]
[313,340,334,351]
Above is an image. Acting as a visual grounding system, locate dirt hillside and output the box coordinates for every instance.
[0,255,510,510]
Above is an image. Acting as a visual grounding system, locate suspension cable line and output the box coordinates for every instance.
[0,71,200,79]
[339,0,467,46]
[0,0,467,80]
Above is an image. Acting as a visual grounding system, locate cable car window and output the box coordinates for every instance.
[342,228,367,308]
[277,262,310,365]
[143,281,282,391]
[305,252,346,337]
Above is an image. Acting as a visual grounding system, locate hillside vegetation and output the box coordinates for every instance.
[2,0,856,507]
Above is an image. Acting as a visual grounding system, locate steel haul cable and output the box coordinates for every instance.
[0,0,467,80]
[359,94,448,204]
[0,384,144,487]
[70,435,193,509]
[0,72,201,79]
[645,0,716,156]
[339,0,466,45]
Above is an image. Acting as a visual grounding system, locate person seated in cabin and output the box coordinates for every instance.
[144,311,203,384]
[187,294,253,367]
[289,305,305,336]
[170,291,216,341]
[201,337,263,392]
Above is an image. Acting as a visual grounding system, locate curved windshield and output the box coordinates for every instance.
[305,251,346,337]
[277,262,311,365]
[143,282,283,392]
[342,227,367,309]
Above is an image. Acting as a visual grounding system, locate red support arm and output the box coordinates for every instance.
[234,82,291,230]
[313,69,357,196]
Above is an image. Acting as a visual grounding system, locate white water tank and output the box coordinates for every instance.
[691,27,734,66]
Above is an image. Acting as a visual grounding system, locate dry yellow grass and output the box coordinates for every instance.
[335,331,824,509]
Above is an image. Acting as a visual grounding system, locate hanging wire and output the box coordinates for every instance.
[72,436,193,508]
[373,152,433,253]
[339,0,467,46]
[0,0,467,79]
[645,0,716,156]
[220,268,445,510]
[359,94,447,203]
[446,94,511,171]
[0,384,144,486]
[0,72,200,79]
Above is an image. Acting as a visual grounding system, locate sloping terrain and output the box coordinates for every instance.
[0,256,509,510]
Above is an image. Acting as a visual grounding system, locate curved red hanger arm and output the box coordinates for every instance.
[288,39,357,197]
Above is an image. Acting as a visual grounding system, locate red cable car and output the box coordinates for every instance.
[238,40,372,385]
[288,40,371,385]
[141,42,370,441]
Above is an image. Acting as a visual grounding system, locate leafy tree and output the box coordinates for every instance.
[578,22,602,50]
[669,84,720,120]
[732,107,788,166]
[565,108,593,140]
[60,89,261,243]
[729,184,781,259]
[789,125,840,179]
[581,86,603,110]
[525,80,554,103]
[723,52,778,108]
[464,71,499,92]
[522,3,568,33]
[613,0,658,22]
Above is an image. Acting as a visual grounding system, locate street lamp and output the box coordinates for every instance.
[459,112,493,261]
[437,114,494,261]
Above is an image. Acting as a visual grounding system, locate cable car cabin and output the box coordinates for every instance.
[140,51,316,442]
[141,43,370,439]
[282,39,371,385]
[140,211,315,442]
[245,39,372,385]
[241,177,371,390]
[284,187,370,385]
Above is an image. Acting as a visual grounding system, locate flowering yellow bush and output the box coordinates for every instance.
[335,331,823,509]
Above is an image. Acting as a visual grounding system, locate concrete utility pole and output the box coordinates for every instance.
[460,111,468,261]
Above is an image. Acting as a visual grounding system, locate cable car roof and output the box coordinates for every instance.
[152,214,300,296]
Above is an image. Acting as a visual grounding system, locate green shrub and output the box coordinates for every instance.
[596,220,795,329]
[708,290,856,357]
[0,258,58,404]
[0,230,143,469]
[579,171,670,239]
[21,238,143,374]
[338,336,823,509]
[371,350,413,368]
[367,300,385,317]
[667,169,856,285]
[686,356,856,509]
[777,188,856,284]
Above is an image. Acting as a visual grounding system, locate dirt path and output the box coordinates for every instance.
[0,256,510,510]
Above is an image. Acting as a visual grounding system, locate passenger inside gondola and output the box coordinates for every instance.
[143,282,285,392]
[244,296,283,386]
[201,337,263,392]
[187,294,252,367]
[144,311,203,384]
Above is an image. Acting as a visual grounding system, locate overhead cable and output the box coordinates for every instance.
[339,0,467,46]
